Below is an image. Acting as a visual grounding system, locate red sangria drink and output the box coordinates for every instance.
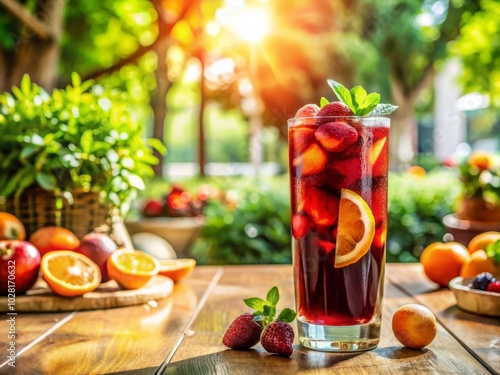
[288,80,395,352]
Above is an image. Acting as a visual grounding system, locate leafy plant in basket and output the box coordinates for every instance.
[0,74,165,213]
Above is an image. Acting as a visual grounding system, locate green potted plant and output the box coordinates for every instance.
[443,150,500,245]
[456,151,500,222]
[0,74,165,239]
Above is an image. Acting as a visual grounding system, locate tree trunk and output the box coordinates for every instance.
[151,36,170,177]
[0,50,7,93]
[389,99,417,170]
[7,0,64,91]
[198,54,206,177]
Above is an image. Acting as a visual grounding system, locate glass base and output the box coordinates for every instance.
[297,319,381,352]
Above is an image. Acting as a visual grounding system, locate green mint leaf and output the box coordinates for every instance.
[350,85,367,114]
[253,315,264,322]
[266,286,279,307]
[371,103,399,116]
[486,240,500,264]
[327,79,353,110]
[243,297,267,311]
[320,97,329,108]
[276,308,297,323]
[357,92,381,116]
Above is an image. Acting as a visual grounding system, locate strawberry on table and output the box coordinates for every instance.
[222,286,297,356]
[261,321,295,357]
[222,313,263,350]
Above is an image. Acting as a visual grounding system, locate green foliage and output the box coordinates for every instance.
[0,74,164,211]
[387,170,461,262]
[451,0,500,107]
[191,182,291,265]
[61,0,157,77]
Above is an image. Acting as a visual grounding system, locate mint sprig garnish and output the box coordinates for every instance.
[243,286,297,327]
[320,97,329,108]
[327,79,398,116]
[371,103,400,116]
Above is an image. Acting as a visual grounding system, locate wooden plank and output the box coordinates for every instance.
[387,263,500,374]
[0,311,76,369]
[163,265,489,374]
[0,266,219,374]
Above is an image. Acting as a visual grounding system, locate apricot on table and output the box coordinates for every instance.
[392,304,437,349]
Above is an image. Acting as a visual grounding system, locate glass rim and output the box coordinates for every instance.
[287,116,390,127]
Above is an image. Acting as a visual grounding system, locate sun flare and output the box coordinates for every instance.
[230,8,270,43]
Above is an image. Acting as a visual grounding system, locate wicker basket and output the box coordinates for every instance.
[0,186,112,239]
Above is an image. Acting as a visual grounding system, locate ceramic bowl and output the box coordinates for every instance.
[449,276,500,317]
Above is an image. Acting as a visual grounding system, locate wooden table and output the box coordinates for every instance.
[1,264,498,374]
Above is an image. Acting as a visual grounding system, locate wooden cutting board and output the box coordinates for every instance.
[0,275,174,312]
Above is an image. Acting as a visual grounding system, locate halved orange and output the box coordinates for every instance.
[41,251,101,297]
[334,189,375,268]
[107,249,160,290]
[158,259,196,282]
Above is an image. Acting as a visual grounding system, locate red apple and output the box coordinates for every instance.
[0,240,41,295]
[74,233,117,283]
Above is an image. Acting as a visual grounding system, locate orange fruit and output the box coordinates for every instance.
[107,249,160,290]
[158,259,196,282]
[334,189,375,268]
[0,212,26,240]
[460,250,500,278]
[41,250,101,297]
[392,304,437,349]
[420,242,470,287]
[467,231,500,254]
[29,226,80,256]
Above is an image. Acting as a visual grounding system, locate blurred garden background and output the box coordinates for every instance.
[1,0,499,264]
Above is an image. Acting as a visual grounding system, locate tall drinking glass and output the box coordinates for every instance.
[288,116,390,352]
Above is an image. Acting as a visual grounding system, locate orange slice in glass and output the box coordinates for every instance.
[107,249,160,290]
[41,250,101,297]
[158,259,196,282]
[334,189,375,268]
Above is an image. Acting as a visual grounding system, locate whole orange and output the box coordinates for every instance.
[467,231,500,254]
[460,250,500,278]
[420,242,470,287]
[28,226,80,257]
[0,212,26,240]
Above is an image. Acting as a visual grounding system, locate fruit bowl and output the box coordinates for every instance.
[449,277,500,318]
[125,217,205,257]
